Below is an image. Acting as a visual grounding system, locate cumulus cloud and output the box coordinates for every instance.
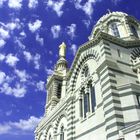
[70,44,77,56]
[28,19,42,33]
[0,116,41,135]
[0,124,11,135]
[0,39,6,48]
[0,0,6,7]
[5,54,19,67]
[28,0,38,8]
[0,53,5,61]
[74,0,99,18]
[6,22,16,30]
[0,71,6,84]
[33,53,40,70]
[47,0,65,17]
[14,37,26,49]
[36,81,45,91]
[45,67,54,75]
[0,82,27,97]
[15,69,29,82]
[36,33,44,46]
[0,27,9,39]
[8,0,23,9]
[66,24,76,39]
[12,84,27,98]
[82,19,90,28]
[51,25,61,38]
[23,51,32,63]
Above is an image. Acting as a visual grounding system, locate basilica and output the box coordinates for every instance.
[35,11,140,140]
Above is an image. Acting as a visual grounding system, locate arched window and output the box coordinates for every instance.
[60,126,64,140]
[57,83,62,99]
[89,83,96,112]
[130,25,139,38]
[84,66,89,77]
[49,135,52,140]
[110,23,120,37]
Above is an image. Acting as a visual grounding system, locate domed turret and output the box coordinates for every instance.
[89,11,140,41]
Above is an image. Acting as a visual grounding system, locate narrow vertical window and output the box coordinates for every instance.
[117,49,121,58]
[137,95,140,107]
[110,23,120,37]
[131,25,139,38]
[79,96,83,118]
[90,84,96,112]
[84,93,88,118]
[60,126,64,140]
[49,135,52,140]
[57,83,62,99]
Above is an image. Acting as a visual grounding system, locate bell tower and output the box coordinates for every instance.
[45,42,68,115]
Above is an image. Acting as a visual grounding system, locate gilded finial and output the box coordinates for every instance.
[59,42,66,58]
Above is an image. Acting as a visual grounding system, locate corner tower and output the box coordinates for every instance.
[45,42,68,115]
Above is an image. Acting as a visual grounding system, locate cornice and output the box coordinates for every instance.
[67,31,140,80]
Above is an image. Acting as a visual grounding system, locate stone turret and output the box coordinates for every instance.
[45,42,68,115]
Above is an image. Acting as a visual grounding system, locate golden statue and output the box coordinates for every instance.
[59,42,66,58]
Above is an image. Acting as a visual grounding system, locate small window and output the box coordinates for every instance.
[49,135,52,140]
[137,95,140,106]
[84,66,89,78]
[60,126,64,140]
[110,23,120,37]
[90,84,96,112]
[117,49,121,58]
[130,25,139,38]
[57,83,62,99]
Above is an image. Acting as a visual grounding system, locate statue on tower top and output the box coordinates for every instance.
[59,42,66,58]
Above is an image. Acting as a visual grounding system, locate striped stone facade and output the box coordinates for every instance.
[35,12,140,140]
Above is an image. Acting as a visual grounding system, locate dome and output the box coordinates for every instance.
[96,11,128,26]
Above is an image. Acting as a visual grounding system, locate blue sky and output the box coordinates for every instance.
[0,0,140,140]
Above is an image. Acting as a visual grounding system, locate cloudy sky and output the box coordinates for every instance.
[0,0,140,140]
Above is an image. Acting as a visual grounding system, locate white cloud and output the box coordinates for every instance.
[37,81,45,91]
[47,0,65,17]
[82,19,90,28]
[36,33,44,46]
[28,19,42,33]
[12,84,27,98]
[33,53,40,69]
[6,110,12,116]
[14,37,26,49]
[0,0,6,7]
[28,0,38,8]
[20,31,26,38]
[74,0,98,17]
[6,22,16,30]
[11,116,41,131]
[0,27,9,39]
[0,116,41,135]
[51,25,61,38]
[66,24,76,39]
[0,124,11,134]
[0,71,6,84]
[0,39,6,48]
[15,69,29,82]
[23,51,32,63]
[8,0,23,9]
[33,53,40,70]
[23,52,41,70]
[0,53,5,61]
[45,67,54,75]
[70,44,77,56]
[1,83,13,95]
[6,54,19,67]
